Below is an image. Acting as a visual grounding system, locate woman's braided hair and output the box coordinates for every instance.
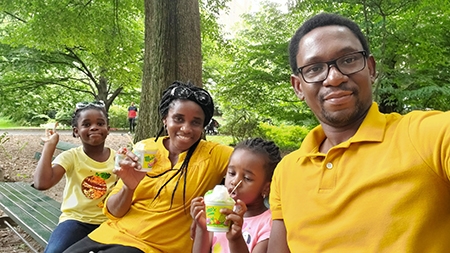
[155,80,214,139]
[234,137,282,181]
[150,80,215,210]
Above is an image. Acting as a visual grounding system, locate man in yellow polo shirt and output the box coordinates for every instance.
[268,13,450,252]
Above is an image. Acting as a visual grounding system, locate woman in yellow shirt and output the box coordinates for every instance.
[65,81,233,253]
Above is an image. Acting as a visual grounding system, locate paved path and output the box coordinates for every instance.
[0,129,128,136]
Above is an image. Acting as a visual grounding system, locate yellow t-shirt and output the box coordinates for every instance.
[89,137,233,253]
[271,102,450,252]
[53,146,117,224]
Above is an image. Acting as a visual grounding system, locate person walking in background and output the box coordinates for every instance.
[268,13,450,252]
[33,101,117,253]
[63,81,233,253]
[127,102,138,133]
[191,137,281,253]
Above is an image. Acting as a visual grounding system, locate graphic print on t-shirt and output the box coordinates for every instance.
[243,231,252,244]
[81,172,112,199]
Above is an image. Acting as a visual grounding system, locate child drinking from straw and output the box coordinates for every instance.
[190,137,282,253]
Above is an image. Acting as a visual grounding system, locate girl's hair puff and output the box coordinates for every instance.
[234,137,282,181]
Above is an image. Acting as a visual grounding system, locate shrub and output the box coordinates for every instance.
[30,114,50,126]
[220,110,262,145]
[55,110,73,127]
[259,123,310,152]
[108,105,128,129]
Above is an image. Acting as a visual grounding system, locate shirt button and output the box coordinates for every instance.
[326,162,333,169]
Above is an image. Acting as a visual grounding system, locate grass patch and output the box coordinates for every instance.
[206,135,234,146]
[0,117,19,128]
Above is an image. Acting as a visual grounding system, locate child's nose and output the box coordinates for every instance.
[232,179,243,189]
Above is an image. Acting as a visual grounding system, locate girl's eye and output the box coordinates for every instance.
[244,176,252,181]
[228,171,236,176]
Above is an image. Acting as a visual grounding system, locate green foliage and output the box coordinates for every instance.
[29,114,50,126]
[207,2,318,127]
[108,105,128,129]
[259,123,309,152]
[0,0,144,117]
[55,110,73,127]
[0,84,90,126]
[219,109,263,145]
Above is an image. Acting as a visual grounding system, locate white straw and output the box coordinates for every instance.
[231,180,242,195]
[126,134,135,149]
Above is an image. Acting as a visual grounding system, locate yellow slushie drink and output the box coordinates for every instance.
[204,185,235,232]
[133,142,157,172]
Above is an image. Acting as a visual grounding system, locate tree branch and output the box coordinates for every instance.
[3,11,27,23]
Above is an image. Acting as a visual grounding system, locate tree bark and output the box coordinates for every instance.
[136,0,202,142]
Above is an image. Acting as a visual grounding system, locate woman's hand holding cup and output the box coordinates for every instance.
[114,147,147,190]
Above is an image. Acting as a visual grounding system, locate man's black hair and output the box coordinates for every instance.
[289,12,371,74]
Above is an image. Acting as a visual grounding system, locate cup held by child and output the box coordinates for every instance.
[204,185,235,232]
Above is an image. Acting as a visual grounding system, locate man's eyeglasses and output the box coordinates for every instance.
[170,87,211,106]
[75,100,105,110]
[297,51,367,83]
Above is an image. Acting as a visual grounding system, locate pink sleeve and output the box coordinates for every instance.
[255,210,272,243]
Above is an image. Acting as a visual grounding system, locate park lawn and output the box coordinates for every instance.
[207,135,234,146]
[0,117,19,128]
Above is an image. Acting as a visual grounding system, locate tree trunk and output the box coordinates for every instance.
[136,0,202,142]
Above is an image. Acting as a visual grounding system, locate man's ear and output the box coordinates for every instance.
[291,74,305,101]
[367,55,377,83]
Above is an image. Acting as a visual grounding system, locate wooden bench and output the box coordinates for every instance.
[34,141,79,160]
[0,181,61,251]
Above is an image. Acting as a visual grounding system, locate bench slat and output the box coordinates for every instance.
[0,182,61,247]
[55,141,79,151]
[35,140,79,161]
[39,140,79,152]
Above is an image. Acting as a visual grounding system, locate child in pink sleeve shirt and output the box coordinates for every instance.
[191,137,281,253]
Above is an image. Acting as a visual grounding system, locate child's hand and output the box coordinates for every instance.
[40,122,59,146]
[190,197,207,239]
[190,197,207,227]
[223,199,247,241]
